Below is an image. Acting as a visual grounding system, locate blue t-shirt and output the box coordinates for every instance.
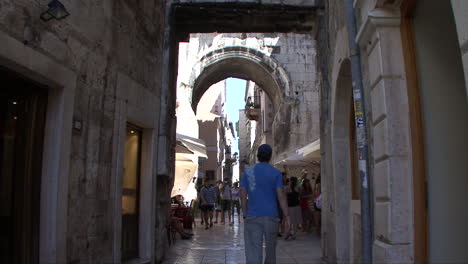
[201,185,217,205]
[240,163,283,217]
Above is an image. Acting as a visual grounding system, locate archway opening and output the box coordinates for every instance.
[331,59,361,263]
[167,31,322,264]
[190,46,290,114]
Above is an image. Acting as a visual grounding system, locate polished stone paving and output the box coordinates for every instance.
[161,216,322,264]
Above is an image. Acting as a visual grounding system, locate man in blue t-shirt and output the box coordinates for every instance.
[200,180,217,230]
[240,144,290,264]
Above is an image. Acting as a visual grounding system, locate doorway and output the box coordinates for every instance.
[121,124,143,261]
[0,68,48,264]
[412,0,468,262]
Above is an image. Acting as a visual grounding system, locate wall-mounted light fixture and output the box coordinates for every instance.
[40,0,70,22]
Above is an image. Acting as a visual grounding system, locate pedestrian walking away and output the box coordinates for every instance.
[300,178,314,233]
[231,182,241,224]
[214,180,222,223]
[220,178,232,225]
[200,180,217,230]
[240,144,290,264]
[285,176,302,240]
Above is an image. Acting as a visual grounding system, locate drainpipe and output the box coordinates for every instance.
[158,0,175,176]
[342,0,373,263]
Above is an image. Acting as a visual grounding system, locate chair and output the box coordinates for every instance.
[174,207,193,229]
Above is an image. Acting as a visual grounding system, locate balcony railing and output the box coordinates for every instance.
[246,96,261,109]
[245,96,261,120]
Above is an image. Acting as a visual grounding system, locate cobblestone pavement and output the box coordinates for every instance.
[161,216,322,264]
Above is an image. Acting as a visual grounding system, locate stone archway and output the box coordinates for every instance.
[330,58,359,263]
[321,27,355,263]
[188,46,292,113]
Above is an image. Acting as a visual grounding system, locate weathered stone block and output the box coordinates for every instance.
[373,119,389,161]
[371,79,387,124]
[374,156,412,244]
[377,27,406,77]
[372,78,410,159]
[367,34,382,87]
[367,27,405,88]
[40,31,68,62]
[68,157,84,199]
[374,159,391,200]
[375,202,391,242]
[387,157,412,244]
[374,240,413,264]
[379,78,411,156]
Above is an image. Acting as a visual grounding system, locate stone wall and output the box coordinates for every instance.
[0,0,166,262]
[319,0,417,263]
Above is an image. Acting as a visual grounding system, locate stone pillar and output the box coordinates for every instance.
[450,0,468,99]
[356,7,414,263]
[321,119,336,263]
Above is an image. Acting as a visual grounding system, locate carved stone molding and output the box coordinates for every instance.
[356,8,401,47]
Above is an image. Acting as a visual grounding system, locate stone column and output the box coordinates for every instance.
[450,0,468,99]
[356,7,414,263]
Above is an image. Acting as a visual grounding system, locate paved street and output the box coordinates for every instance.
[161,216,322,264]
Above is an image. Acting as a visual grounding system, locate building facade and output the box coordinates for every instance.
[321,0,468,263]
[0,1,167,263]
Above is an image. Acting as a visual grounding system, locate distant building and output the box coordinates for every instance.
[196,80,235,182]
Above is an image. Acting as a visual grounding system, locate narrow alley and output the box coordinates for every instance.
[1,0,468,263]
[161,215,322,264]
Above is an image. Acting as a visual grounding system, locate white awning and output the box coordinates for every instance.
[297,139,321,159]
[172,161,198,197]
[274,139,320,166]
[275,152,307,166]
[176,133,208,158]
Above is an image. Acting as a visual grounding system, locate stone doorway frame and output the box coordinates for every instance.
[400,0,428,262]
[110,72,160,263]
[0,31,76,263]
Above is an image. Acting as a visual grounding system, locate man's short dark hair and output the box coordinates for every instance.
[257,144,272,162]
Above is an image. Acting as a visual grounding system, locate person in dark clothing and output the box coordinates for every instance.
[284,176,302,240]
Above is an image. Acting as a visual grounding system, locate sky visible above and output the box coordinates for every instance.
[225,78,246,155]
